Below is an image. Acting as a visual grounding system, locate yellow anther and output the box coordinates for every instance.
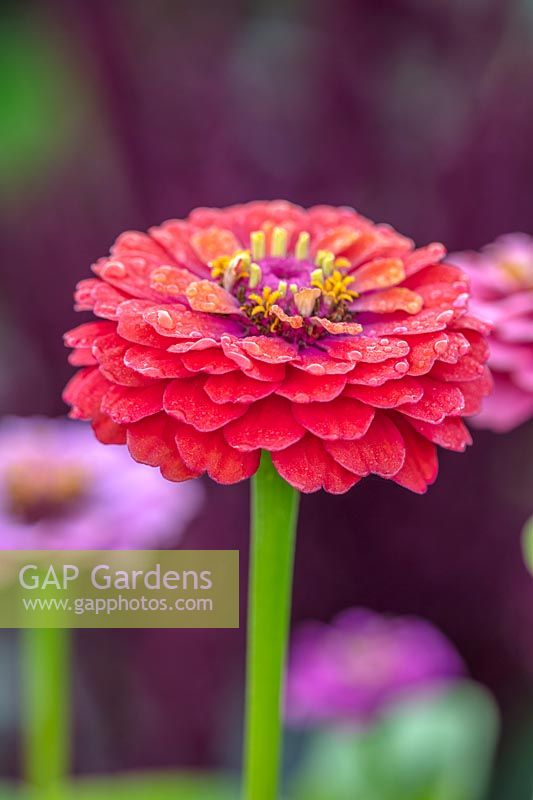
[271,227,288,258]
[289,283,298,294]
[250,231,266,260]
[210,255,230,280]
[295,231,310,260]
[277,280,288,296]
[313,269,358,305]
[247,286,282,318]
[335,257,351,269]
[248,262,262,289]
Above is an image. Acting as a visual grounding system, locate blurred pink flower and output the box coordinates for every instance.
[285,608,464,727]
[0,416,203,549]
[451,234,533,432]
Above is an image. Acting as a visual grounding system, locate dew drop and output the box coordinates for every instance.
[103,260,127,278]
[157,310,174,330]
[394,360,409,374]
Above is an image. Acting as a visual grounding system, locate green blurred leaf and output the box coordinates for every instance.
[522,515,533,574]
[288,682,499,800]
[0,10,89,191]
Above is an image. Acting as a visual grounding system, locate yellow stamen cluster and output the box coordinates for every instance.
[247,285,286,318]
[311,267,358,305]
[210,227,357,334]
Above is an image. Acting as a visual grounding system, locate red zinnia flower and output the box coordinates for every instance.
[63,201,492,494]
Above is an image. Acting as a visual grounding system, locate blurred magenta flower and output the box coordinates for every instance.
[286,608,464,727]
[451,235,533,432]
[0,416,203,549]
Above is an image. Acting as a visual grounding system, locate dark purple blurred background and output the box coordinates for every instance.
[1,0,533,795]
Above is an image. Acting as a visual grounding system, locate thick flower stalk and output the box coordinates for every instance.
[451,234,533,432]
[64,201,492,494]
[286,608,464,727]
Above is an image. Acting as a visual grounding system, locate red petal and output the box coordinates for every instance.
[68,348,97,367]
[293,398,374,440]
[204,372,280,404]
[456,367,493,415]
[348,359,409,385]
[449,314,492,336]
[351,258,405,293]
[64,321,115,349]
[324,336,409,364]
[345,377,423,407]
[352,287,423,314]
[127,413,200,480]
[144,305,240,340]
[223,395,304,451]
[313,226,361,255]
[272,436,360,494]
[101,383,166,424]
[364,308,455,338]
[296,349,357,375]
[399,378,465,423]
[278,369,346,402]
[164,378,249,431]
[186,280,241,314]
[149,265,198,299]
[325,414,406,477]
[239,336,299,364]
[93,332,154,387]
[405,262,465,292]
[410,417,472,452]
[407,333,449,376]
[124,346,191,378]
[392,422,438,493]
[180,348,238,374]
[431,356,486,382]
[190,227,241,263]
[221,337,287,381]
[116,300,170,348]
[175,423,260,484]
[74,279,127,319]
[63,368,110,419]
[92,413,127,445]
[150,220,208,275]
[402,243,446,277]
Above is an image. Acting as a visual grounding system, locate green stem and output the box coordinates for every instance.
[21,627,70,799]
[243,451,300,800]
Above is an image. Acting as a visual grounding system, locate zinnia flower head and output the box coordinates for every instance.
[450,234,533,432]
[63,201,491,494]
[286,608,464,727]
[0,416,202,549]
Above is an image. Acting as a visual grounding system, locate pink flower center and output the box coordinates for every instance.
[5,460,89,524]
[210,227,361,343]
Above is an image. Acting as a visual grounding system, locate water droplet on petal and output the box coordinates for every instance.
[394,360,409,374]
[103,260,127,279]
